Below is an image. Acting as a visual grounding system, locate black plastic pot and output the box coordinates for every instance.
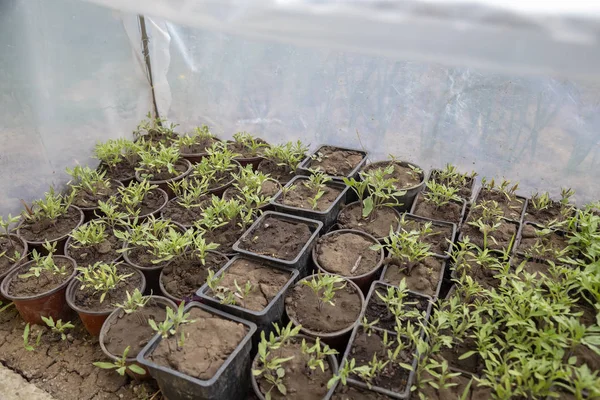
[312,229,384,293]
[196,255,299,331]
[232,211,323,277]
[337,324,418,399]
[250,334,339,400]
[336,201,402,243]
[360,160,426,212]
[297,144,368,181]
[399,214,456,259]
[135,159,193,199]
[409,192,467,229]
[380,256,447,299]
[99,295,177,381]
[270,175,349,229]
[136,302,257,400]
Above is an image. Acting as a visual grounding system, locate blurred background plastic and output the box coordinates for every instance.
[2,0,600,217]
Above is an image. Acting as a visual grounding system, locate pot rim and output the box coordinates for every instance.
[16,206,85,245]
[0,234,29,280]
[134,159,193,185]
[270,175,350,216]
[360,159,426,192]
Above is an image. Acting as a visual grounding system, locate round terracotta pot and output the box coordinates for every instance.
[0,234,29,302]
[65,264,146,336]
[135,159,193,200]
[285,275,365,351]
[99,295,176,381]
[0,256,77,325]
[312,229,384,293]
[16,206,85,256]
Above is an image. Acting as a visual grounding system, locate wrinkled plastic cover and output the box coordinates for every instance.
[0,0,152,216]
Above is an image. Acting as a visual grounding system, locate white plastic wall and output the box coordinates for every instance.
[0,0,152,216]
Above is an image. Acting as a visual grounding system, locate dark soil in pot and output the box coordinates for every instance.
[438,337,484,375]
[257,159,295,184]
[18,207,83,244]
[411,194,464,225]
[476,189,525,221]
[71,182,121,211]
[347,327,413,395]
[227,138,268,158]
[460,218,518,251]
[223,180,280,206]
[332,385,390,399]
[313,231,382,278]
[381,257,444,297]
[136,159,190,182]
[102,298,174,359]
[276,181,342,211]
[453,257,501,291]
[337,203,400,239]
[99,160,138,184]
[117,188,168,219]
[66,227,122,267]
[361,161,424,191]
[285,277,362,335]
[160,252,228,301]
[253,336,337,400]
[202,219,248,254]
[516,224,570,262]
[126,245,170,271]
[304,146,365,177]
[203,258,291,312]
[4,258,75,298]
[363,283,430,332]
[511,255,549,279]
[398,216,454,256]
[415,369,492,400]
[0,234,26,278]
[237,217,312,261]
[71,264,144,313]
[180,136,221,156]
[524,201,573,226]
[160,196,210,228]
[148,307,248,380]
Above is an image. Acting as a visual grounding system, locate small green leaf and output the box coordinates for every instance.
[128,364,146,375]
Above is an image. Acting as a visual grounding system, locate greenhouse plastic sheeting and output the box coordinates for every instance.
[146,19,600,203]
[0,0,152,216]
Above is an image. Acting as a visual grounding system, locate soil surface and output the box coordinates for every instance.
[399,217,453,256]
[117,189,166,219]
[347,327,412,394]
[126,245,170,270]
[332,385,390,399]
[429,169,474,201]
[254,338,334,400]
[511,255,549,278]
[476,189,524,221]
[286,279,362,333]
[223,180,280,205]
[315,232,380,277]
[0,235,25,276]
[0,307,161,400]
[72,265,143,313]
[204,258,291,311]
[517,224,570,262]
[72,182,121,210]
[453,257,501,291]
[100,161,138,183]
[191,169,236,192]
[67,228,121,267]
[362,161,423,190]
[277,181,342,212]
[180,136,220,155]
[160,252,228,301]
[572,342,600,372]
[161,196,209,227]
[415,369,492,400]
[337,203,399,239]
[257,159,296,184]
[412,195,463,225]
[227,138,268,158]
[524,201,573,226]
[7,258,74,298]
[238,217,312,261]
[382,256,444,297]
[305,146,364,177]
[149,307,248,380]
[137,160,189,182]
[103,301,171,358]
[460,219,518,251]
[202,218,248,254]
[18,207,82,243]
[364,283,430,331]
[439,336,484,375]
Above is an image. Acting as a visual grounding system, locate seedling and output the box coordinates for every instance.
[361,317,380,336]
[0,214,21,261]
[328,355,389,389]
[116,180,158,217]
[175,125,217,152]
[192,142,240,185]
[94,138,142,169]
[23,323,42,351]
[263,140,308,173]
[19,246,68,279]
[423,181,461,209]
[467,200,504,249]
[301,337,338,372]
[301,273,347,311]
[136,143,182,179]
[95,201,128,226]
[0,301,13,313]
[301,169,332,209]
[375,280,422,325]
[371,228,434,274]
[145,226,220,266]
[168,302,196,332]
[529,191,552,211]
[41,316,74,341]
[230,165,277,209]
[69,219,107,248]
[480,177,521,205]
[66,165,114,201]
[169,177,210,210]
[115,288,150,314]
[21,187,75,223]
[343,165,405,218]
[195,196,253,233]
[406,164,424,181]
[434,164,476,189]
[148,318,174,339]
[76,262,134,303]
[133,112,177,142]
[93,346,146,376]
[231,131,268,156]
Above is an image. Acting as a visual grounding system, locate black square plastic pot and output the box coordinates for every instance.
[400,214,456,259]
[409,192,467,230]
[297,144,368,180]
[196,255,299,331]
[136,302,257,400]
[380,256,447,300]
[270,175,350,229]
[232,211,323,277]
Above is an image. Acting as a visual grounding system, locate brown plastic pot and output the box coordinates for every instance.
[285,275,365,352]
[135,159,193,199]
[65,264,146,336]
[99,295,176,381]
[0,256,77,325]
[0,234,29,302]
[16,206,85,256]
[312,229,384,293]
